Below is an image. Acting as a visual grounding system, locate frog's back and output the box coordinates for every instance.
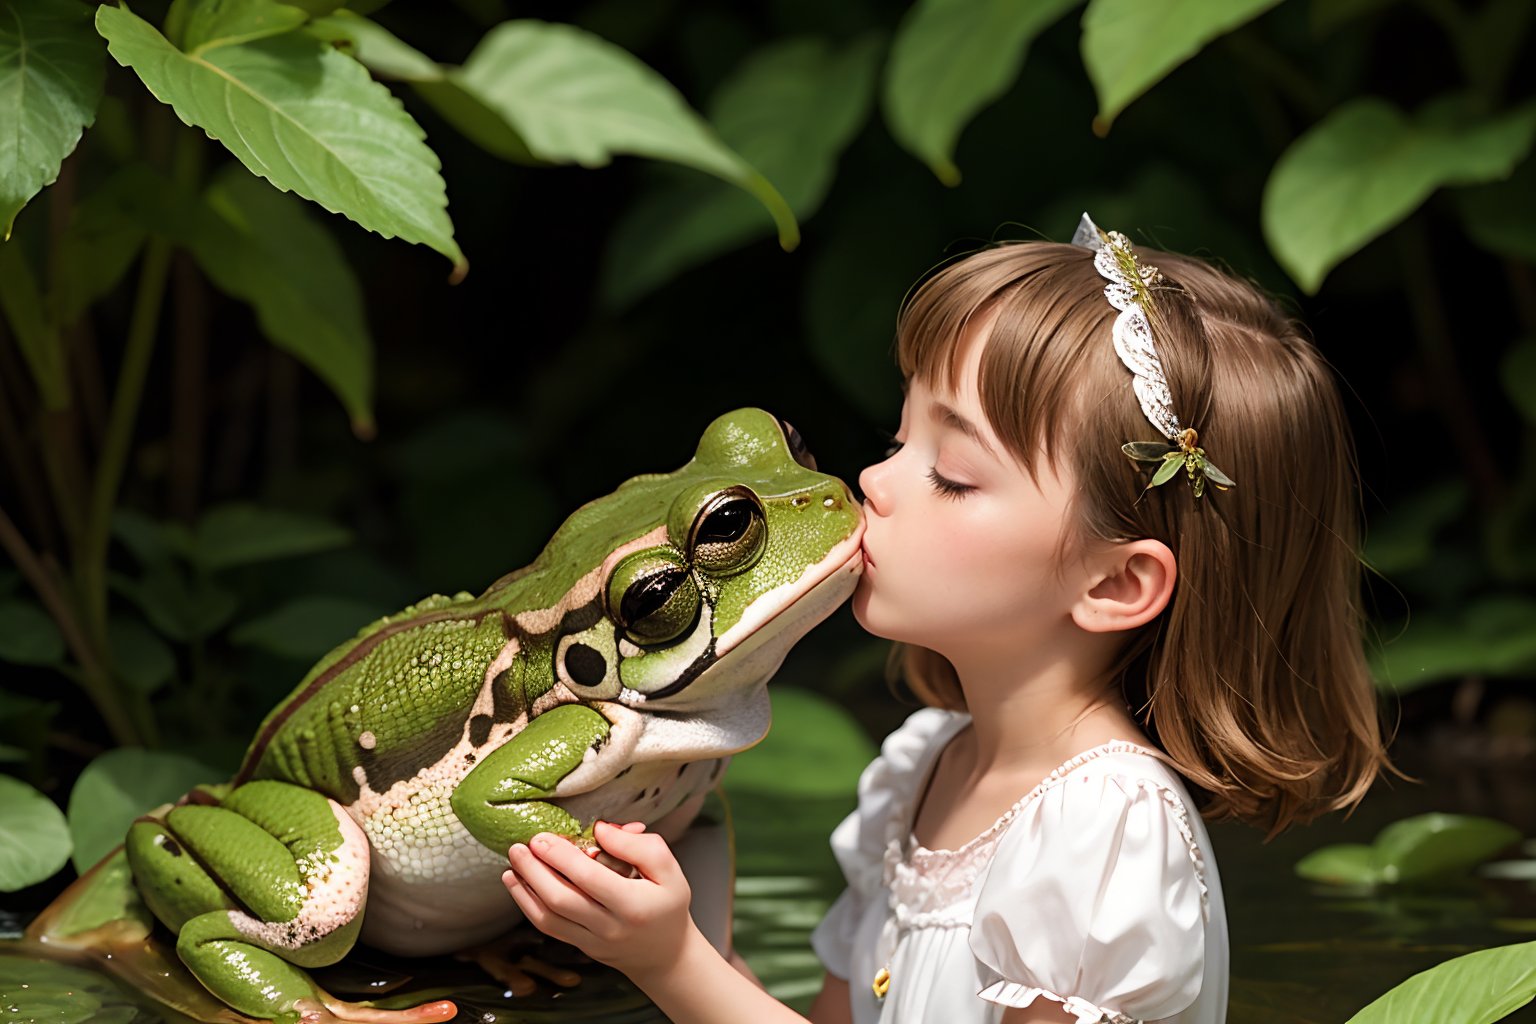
[237,593,525,802]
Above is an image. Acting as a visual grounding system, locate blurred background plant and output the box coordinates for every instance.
[1,0,1534,1019]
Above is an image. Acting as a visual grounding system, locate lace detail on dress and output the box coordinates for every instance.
[978,980,1139,1024]
[878,739,1211,930]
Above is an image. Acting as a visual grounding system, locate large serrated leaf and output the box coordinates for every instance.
[95,3,463,273]
[453,19,798,250]
[181,167,375,433]
[0,775,70,891]
[884,0,1081,185]
[1263,96,1536,294]
[0,0,106,237]
[1345,940,1536,1024]
[601,34,881,309]
[1081,0,1282,134]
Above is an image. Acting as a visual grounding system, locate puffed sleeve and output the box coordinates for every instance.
[810,708,963,979]
[969,768,1209,1023]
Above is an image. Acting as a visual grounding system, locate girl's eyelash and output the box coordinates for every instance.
[927,468,975,499]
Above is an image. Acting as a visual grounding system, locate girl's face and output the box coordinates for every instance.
[853,322,1086,660]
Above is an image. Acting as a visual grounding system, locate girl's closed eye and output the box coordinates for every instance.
[927,467,975,499]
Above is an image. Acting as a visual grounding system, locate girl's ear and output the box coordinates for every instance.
[1072,539,1176,634]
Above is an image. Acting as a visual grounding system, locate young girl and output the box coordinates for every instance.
[500,216,1394,1023]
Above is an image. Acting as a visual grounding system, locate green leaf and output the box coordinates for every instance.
[191,502,351,571]
[1295,842,1378,885]
[308,9,443,82]
[1457,158,1536,265]
[1502,340,1536,422]
[0,933,151,1021]
[453,20,798,250]
[164,0,309,54]
[67,748,218,873]
[179,168,375,433]
[1346,940,1536,1024]
[1263,97,1536,293]
[0,774,70,891]
[107,615,175,695]
[1373,814,1523,885]
[230,594,386,659]
[95,3,464,273]
[0,0,106,237]
[112,564,238,642]
[47,163,155,324]
[601,34,881,309]
[725,687,875,798]
[0,600,65,665]
[1362,479,1469,575]
[110,507,193,567]
[1081,0,1282,134]
[885,0,1080,184]
[1151,456,1183,486]
[0,237,67,409]
[1371,596,1536,692]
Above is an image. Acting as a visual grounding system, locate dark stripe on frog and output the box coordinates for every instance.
[235,607,513,785]
[633,634,720,700]
[356,710,469,795]
[548,597,607,683]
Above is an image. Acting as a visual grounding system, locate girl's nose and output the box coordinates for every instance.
[858,459,890,515]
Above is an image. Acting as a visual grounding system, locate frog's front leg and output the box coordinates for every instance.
[451,703,611,853]
[128,780,455,1024]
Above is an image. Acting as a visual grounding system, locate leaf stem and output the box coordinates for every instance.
[79,234,172,645]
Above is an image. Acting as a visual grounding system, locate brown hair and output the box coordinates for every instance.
[892,240,1399,837]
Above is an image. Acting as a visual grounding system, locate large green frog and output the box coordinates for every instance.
[24,408,863,1024]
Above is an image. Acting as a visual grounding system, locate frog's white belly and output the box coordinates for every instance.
[352,756,726,956]
[354,779,515,955]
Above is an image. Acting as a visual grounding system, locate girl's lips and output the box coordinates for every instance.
[860,540,875,568]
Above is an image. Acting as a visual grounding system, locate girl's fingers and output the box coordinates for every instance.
[508,843,608,926]
[525,833,633,906]
[592,820,683,885]
[503,866,588,946]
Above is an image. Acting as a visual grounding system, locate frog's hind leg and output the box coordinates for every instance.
[127,780,456,1023]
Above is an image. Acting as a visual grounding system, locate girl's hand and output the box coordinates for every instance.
[503,820,695,980]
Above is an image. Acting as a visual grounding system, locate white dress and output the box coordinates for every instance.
[810,708,1229,1024]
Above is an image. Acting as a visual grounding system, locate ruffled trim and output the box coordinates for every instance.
[1128,777,1211,925]
[977,980,1138,1024]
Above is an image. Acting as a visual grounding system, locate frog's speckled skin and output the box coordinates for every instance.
[81,408,862,1022]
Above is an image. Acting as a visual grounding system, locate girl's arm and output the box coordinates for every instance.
[504,821,843,1024]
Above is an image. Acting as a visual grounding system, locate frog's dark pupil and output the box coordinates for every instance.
[698,501,752,544]
[621,568,684,625]
[564,643,607,686]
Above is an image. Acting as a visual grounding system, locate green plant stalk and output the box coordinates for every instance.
[78,235,171,646]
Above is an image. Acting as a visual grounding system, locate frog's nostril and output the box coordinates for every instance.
[822,494,841,510]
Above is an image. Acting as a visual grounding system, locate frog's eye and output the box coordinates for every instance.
[688,486,767,575]
[606,551,701,646]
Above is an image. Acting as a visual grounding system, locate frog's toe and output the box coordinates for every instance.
[294,997,457,1024]
[456,934,582,995]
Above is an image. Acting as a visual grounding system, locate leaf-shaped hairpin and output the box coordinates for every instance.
[1072,213,1236,498]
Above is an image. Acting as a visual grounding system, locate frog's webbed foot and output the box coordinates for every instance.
[292,996,458,1023]
[455,933,582,996]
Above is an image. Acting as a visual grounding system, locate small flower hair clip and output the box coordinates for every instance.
[1071,213,1235,499]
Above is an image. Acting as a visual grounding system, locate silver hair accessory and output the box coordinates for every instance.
[1072,212,1234,498]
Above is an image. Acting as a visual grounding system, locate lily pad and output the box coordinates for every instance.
[67,749,221,874]
[1297,813,1522,888]
[0,776,71,892]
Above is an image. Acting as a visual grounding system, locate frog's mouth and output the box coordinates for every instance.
[550,523,863,795]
